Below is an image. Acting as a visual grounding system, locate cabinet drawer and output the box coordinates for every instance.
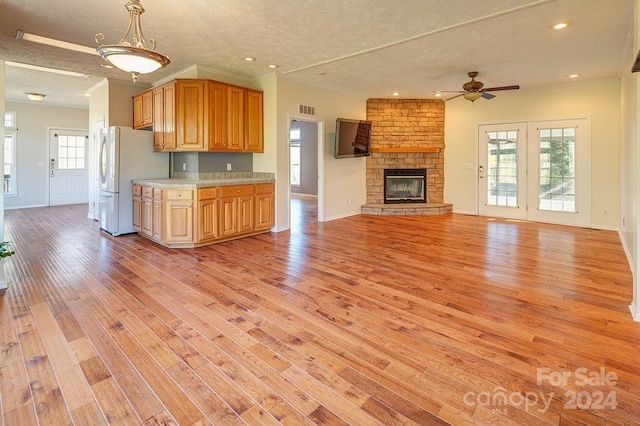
[132,185,142,196]
[142,186,154,198]
[197,187,218,200]
[220,185,254,197]
[255,182,274,194]
[165,189,194,200]
[153,188,162,200]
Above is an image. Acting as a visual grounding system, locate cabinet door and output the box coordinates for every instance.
[152,199,162,240]
[165,201,194,243]
[220,197,238,237]
[238,195,254,233]
[227,86,245,150]
[176,81,208,150]
[132,196,142,232]
[133,91,153,129]
[141,197,153,237]
[152,87,165,151]
[245,90,263,152]
[163,83,177,150]
[198,199,219,242]
[255,192,274,230]
[209,82,228,150]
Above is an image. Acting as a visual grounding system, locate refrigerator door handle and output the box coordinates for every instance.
[98,191,113,197]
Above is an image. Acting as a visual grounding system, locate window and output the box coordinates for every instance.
[290,127,301,187]
[486,130,518,207]
[4,112,17,196]
[57,134,86,169]
[538,127,576,212]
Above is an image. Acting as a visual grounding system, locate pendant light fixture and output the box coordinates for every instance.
[95,0,170,82]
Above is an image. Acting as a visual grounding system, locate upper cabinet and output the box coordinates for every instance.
[133,89,153,129]
[134,79,264,153]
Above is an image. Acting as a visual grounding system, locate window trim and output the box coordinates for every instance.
[4,131,17,197]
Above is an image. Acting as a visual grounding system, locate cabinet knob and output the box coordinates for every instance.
[177,193,181,197]
[237,190,240,193]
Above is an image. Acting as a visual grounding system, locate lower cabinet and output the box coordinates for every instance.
[164,189,194,244]
[133,182,274,248]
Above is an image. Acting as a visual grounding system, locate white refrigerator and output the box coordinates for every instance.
[98,126,170,236]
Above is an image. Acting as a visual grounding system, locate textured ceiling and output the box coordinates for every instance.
[0,0,634,109]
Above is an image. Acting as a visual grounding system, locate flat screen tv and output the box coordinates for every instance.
[334,118,372,158]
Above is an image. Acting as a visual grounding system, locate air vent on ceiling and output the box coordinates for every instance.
[298,104,316,116]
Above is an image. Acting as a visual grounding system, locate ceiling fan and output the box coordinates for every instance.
[439,71,520,102]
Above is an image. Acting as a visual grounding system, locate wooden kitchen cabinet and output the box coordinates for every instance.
[220,185,254,237]
[132,185,142,232]
[163,189,195,244]
[245,89,264,152]
[176,80,208,150]
[255,182,274,230]
[153,83,176,151]
[197,187,219,243]
[135,78,263,153]
[133,181,273,248]
[133,90,153,129]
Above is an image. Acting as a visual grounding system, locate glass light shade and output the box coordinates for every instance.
[464,92,482,101]
[97,46,168,74]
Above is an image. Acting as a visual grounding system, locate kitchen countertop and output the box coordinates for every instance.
[132,176,275,188]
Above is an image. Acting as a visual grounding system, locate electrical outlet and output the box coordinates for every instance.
[19,193,24,198]
[603,208,608,216]
[182,162,186,171]
[226,163,232,171]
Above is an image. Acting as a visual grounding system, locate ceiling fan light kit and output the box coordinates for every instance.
[26,92,46,101]
[95,0,170,82]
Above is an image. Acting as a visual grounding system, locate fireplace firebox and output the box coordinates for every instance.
[384,168,427,204]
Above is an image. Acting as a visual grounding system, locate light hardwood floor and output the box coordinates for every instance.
[1,202,638,425]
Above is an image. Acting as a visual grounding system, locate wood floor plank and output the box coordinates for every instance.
[29,302,95,412]
[2,202,639,425]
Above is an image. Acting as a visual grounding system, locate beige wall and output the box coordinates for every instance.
[254,75,367,230]
[444,79,620,230]
[4,101,89,209]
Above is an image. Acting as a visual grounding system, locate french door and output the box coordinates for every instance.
[478,119,591,227]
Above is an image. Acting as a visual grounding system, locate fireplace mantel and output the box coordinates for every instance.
[370,147,440,153]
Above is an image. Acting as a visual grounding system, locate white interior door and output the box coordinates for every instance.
[478,123,527,220]
[49,129,89,206]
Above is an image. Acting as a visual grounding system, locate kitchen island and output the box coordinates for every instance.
[132,173,275,248]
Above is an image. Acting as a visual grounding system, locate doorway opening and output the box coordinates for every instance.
[289,118,320,233]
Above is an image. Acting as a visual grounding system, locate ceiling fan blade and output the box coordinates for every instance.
[482,85,520,92]
[444,93,465,101]
[482,92,495,100]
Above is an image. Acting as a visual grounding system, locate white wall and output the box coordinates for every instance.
[1,61,5,240]
[621,0,640,321]
[4,101,89,209]
[445,79,620,230]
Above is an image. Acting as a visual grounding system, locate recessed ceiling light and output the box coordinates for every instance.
[83,93,91,97]
[568,74,580,78]
[433,92,442,97]
[6,61,89,78]
[16,29,98,55]
[267,64,279,69]
[391,92,401,96]
[244,57,256,62]
[552,22,569,30]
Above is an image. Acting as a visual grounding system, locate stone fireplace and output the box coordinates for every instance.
[362,99,452,216]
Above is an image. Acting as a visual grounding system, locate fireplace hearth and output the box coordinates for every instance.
[384,168,426,204]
